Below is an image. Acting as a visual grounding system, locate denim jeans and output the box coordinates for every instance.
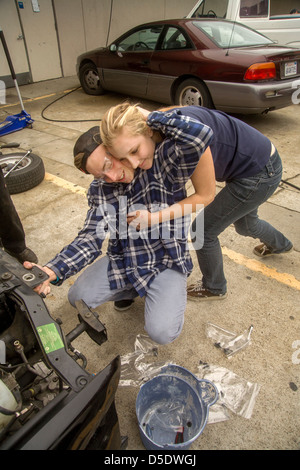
[192,149,292,294]
[0,167,26,253]
[68,255,187,345]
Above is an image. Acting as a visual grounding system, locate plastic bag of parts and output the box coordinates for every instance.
[197,362,261,422]
[206,323,253,358]
[119,334,168,387]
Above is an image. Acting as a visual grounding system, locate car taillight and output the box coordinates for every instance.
[244,62,276,81]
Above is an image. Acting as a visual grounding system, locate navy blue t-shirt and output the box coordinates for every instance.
[178,107,271,182]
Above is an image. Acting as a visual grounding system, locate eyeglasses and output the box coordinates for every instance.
[95,154,114,180]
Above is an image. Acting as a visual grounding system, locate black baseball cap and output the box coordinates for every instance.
[73,126,102,174]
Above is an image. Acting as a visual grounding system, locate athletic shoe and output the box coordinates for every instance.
[187,282,227,301]
[114,299,134,311]
[253,243,293,258]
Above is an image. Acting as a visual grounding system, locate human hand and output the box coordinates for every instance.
[127,210,154,230]
[23,262,55,297]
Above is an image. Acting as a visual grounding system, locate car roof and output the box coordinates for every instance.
[124,18,237,28]
[112,17,253,41]
[112,18,240,43]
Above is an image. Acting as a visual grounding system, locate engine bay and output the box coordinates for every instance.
[0,250,125,450]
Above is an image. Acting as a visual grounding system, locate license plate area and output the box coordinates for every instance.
[283,61,298,77]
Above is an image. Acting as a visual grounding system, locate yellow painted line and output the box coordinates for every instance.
[44,171,300,291]
[0,93,56,109]
[44,172,87,196]
[222,246,300,291]
[0,88,78,109]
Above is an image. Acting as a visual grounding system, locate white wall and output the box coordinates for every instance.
[0,0,29,80]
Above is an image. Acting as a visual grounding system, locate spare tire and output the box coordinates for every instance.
[0,152,45,194]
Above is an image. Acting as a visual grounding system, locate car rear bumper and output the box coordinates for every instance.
[205,79,299,114]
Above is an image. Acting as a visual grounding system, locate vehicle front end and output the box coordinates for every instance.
[0,251,126,450]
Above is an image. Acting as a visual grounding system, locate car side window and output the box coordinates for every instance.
[269,0,300,16]
[160,27,192,50]
[116,26,163,52]
[191,0,229,18]
[240,0,268,17]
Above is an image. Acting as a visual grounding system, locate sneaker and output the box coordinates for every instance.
[114,299,134,311]
[253,243,293,258]
[187,282,227,301]
[5,247,38,264]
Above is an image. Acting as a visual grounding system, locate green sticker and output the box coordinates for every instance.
[37,323,64,353]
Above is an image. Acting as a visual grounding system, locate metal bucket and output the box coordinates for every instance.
[136,364,218,450]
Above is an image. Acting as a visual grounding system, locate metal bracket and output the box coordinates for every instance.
[66,300,107,346]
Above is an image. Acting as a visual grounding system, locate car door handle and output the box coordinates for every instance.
[140,59,150,65]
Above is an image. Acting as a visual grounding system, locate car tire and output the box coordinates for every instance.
[0,152,45,194]
[79,62,105,95]
[174,79,213,108]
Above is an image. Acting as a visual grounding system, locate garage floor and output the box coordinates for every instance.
[1,77,299,450]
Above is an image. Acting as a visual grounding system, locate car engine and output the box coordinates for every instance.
[0,250,125,450]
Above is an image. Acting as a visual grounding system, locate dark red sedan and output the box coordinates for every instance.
[76,18,300,114]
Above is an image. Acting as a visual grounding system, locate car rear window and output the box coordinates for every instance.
[193,20,273,48]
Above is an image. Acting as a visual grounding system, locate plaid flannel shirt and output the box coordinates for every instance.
[46,110,213,297]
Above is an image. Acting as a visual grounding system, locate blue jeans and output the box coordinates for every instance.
[68,255,187,345]
[192,149,292,294]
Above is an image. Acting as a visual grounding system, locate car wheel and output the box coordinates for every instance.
[79,63,105,95]
[175,79,213,108]
[0,152,45,194]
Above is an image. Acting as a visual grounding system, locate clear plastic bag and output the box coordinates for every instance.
[206,323,253,358]
[197,362,261,421]
[119,334,168,386]
[119,335,260,424]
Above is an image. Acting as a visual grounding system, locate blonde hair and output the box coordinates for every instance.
[100,102,149,148]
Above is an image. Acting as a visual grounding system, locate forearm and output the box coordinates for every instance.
[127,146,216,230]
[45,202,104,283]
[45,232,103,284]
[147,110,213,153]
[151,192,210,225]
[153,146,215,223]
[24,231,103,295]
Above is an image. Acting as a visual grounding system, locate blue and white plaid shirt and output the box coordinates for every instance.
[46,110,213,297]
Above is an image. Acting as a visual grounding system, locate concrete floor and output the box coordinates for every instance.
[0,77,299,450]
